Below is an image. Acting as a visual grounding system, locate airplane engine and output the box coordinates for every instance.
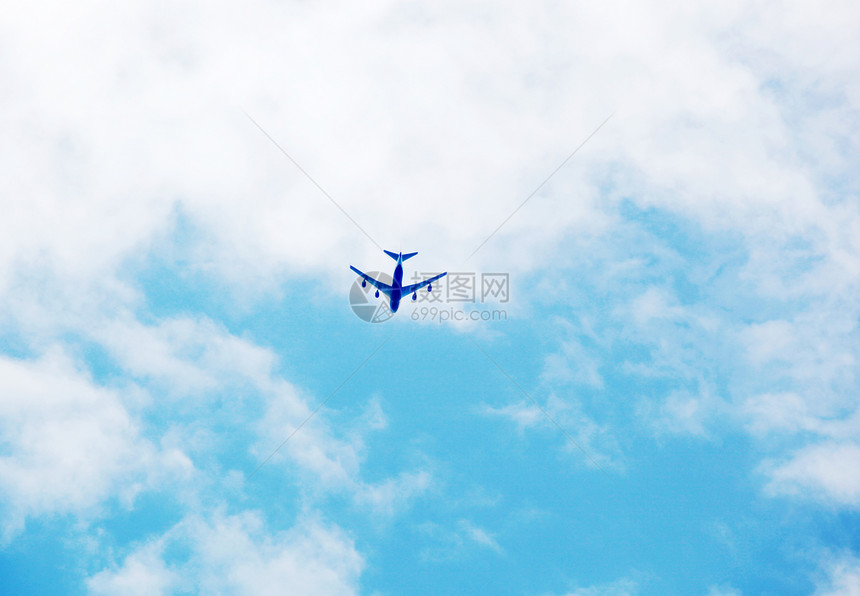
[428,284,432,292]
[362,280,366,288]
[412,292,417,301]
[375,289,379,298]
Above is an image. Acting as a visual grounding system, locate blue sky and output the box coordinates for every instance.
[2,1,860,594]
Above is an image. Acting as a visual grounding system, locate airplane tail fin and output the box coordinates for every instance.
[384,250,418,261]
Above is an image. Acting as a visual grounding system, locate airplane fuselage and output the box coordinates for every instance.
[390,262,404,312]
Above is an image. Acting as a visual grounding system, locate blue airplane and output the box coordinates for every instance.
[350,250,447,313]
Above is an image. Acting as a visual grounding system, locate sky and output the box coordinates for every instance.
[1,0,859,594]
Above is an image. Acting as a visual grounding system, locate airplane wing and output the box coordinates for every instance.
[400,272,447,296]
[350,266,394,297]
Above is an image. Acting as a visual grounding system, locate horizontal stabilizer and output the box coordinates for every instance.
[384,249,419,261]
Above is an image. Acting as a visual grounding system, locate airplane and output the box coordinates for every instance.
[350,250,447,314]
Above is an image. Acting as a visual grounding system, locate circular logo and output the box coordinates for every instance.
[349,270,396,323]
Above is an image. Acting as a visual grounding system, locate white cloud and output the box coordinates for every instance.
[740,314,857,413]
[89,510,363,596]
[766,442,860,507]
[354,470,433,517]
[542,336,604,389]
[482,394,624,471]
[418,518,503,560]
[742,392,821,436]
[617,285,724,385]
[75,310,432,517]
[742,319,796,367]
[0,302,427,542]
[257,385,432,515]
[705,586,741,596]
[91,314,278,398]
[0,348,191,540]
[602,270,860,510]
[88,540,178,596]
[814,553,860,596]
[1,0,860,590]
[739,312,860,509]
[458,519,503,554]
[2,0,856,294]
[637,388,726,439]
[482,401,545,433]
[559,576,639,596]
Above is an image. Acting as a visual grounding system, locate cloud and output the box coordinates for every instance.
[0,347,191,540]
[814,554,860,596]
[417,518,503,560]
[88,540,178,596]
[354,470,433,517]
[705,586,741,596]
[3,0,855,293]
[482,401,545,433]
[637,387,727,440]
[256,384,432,515]
[765,442,860,507]
[541,334,604,389]
[541,214,860,505]
[1,0,860,591]
[73,310,433,517]
[620,286,722,383]
[91,314,279,399]
[458,519,503,554]
[739,314,858,413]
[482,393,624,471]
[88,510,363,596]
[559,576,639,596]
[0,299,428,543]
